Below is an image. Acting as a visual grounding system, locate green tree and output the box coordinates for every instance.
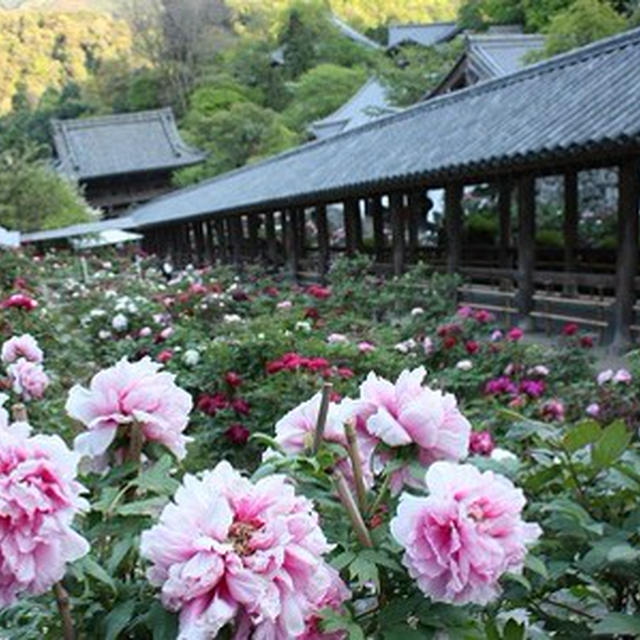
[543,0,627,56]
[378,40,464,106]
[0,145,91,232]
[175,101,299,185]
[282,62,367,131]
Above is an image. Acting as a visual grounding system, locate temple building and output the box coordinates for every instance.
[309,78,398,140]
[51,108,205,217]
[386,22,461,50]
[428,30,544,97]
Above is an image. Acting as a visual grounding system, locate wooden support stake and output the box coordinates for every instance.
[312,382,332,454]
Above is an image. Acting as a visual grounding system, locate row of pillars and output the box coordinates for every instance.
[142,158,639,351]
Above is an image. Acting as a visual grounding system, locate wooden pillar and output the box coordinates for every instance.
[498,179,512,269]
[204,221,216,264]
[316,204,330,276]
[563,170,579,274]
[407,190,423,263]
[265,211,277,265]
[215,219,228,264]
[516,175,536,330]
[390,192,406,276]
[445,183,463,274]
[285,209,301,278]
[247,214,259,261]
[611,158,639,352]
[193,220,206,266]
[353,201,364,252]
[297,208,307,259]
[369,196,385,263]
[344,199,358,257]
[229,216,244,269]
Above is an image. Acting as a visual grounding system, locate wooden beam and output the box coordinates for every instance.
[611,158,639,352]
[516,175,536,330]
[368,196,385,263]
[390,192,406,276]
[316,204,330,276]
[445,183,463,274]
[265,211,277,265]
[498,180,512,269]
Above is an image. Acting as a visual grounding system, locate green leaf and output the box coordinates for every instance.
[104,600,136,640]
[77,555,116,592]
[349,555,379,589]
[146,601,178,640]
[116,496,169,517]
[524,554,549,579]
[383,628,426,640]
[563,420,601,453]
[131,455,179,495]
[606,544,640,564]
[503,619,526,640]
[591,612,640,635]
[358,549,403,573]
[331,551,355,571]
[592,420,632,469]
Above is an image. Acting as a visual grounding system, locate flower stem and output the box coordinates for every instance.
[312,382,332,454]
[344,419,367,513]
[367,470,391,518]
[127,421,144,467]
[53,581,75,640]
[11,403,27,422]
[333,469,373,548]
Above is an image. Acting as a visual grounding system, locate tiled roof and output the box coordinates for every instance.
[467,34,545,79]
[330,15,382,50]
[22,217,137,243]
[309,78,399,139]
[52,108,205,180]
[387,22,461,48]
[42,28,640,236]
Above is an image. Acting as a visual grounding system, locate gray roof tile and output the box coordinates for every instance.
[387,22,461,48]
[52,108,205,180]
[79,29,640,231]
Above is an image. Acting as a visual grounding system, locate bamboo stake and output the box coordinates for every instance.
[333,469,373,548]
[344,419,367,513]
[53,582,75,640]
[312,382,333,454]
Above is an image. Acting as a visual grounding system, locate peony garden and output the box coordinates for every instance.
[0,248,639,640]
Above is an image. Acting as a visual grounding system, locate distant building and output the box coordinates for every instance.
[309,78,398,140]
[428,31,545,97]
[51,108,205,217]
[387,21,461,50]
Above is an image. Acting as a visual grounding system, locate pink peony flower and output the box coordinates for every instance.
[2,293,38,311]
[140,461,349,639]
[390,461,541,606]
[613,368,632,384]
[66,357,193,460]
[277,300,293,310]
[7,359,50,401]
[358,341,376,353]
[270,392,377,490]
[597,369,613,385]
[541,398,565,422]
[586,403,600,417]
[507,327,524,341]
[457,306,473,318]
[157,349,173,364]
[1,334,43,364]
[0,422,89,607]
[423,337,434,356]
[469,430,494,456]
[359,368,470,493]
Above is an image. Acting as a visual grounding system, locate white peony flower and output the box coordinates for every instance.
[183,349,200,366]
[111,313,128,332]
[456,359,473,371]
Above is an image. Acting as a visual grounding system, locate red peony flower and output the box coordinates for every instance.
[225,423,250,445]
[307,284,331,299]
[157,349,173,363]
[225,371,243,387]
[443,335,457,349]
[580,335,595,348]
[2,294,38,311]
[231,397,251,416]
[562,322,579,336]
[465,340,480,355]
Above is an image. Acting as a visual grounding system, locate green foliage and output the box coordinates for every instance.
[282,63,367,131]
[542,0,628,56]
[0,145,91,231]
[378,39,463,106]
[174,101,299,186]
[0,10,133,114]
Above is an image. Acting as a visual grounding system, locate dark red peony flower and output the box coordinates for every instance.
[225,423,250,445]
